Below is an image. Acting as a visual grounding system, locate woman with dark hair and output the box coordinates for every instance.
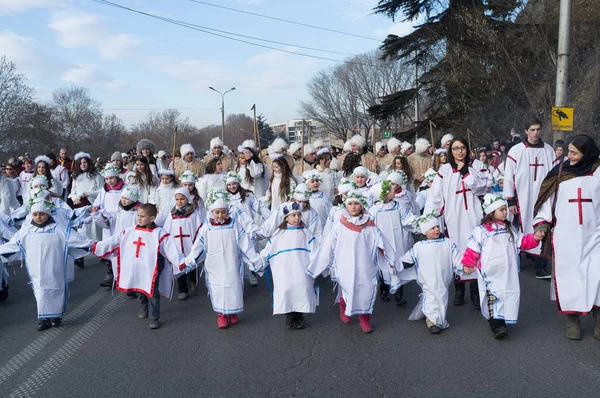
[424,137,488,307]
[197,157,225,202]
[533,134,600,340]
[235,141,267,198]
[125,156,159,204]
[314,149,337,201]
[32,156,61,198]
[380,155,415,191]
[339,152,363,179]
[136,139,158,179]
[263,156,296,210]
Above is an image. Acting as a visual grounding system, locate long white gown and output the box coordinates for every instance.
[503,141,555,254]
[0,220,92,318]
[533,168,600,314]
[69,172,104,241]
[259,227,319,315]
[306,212,397,316]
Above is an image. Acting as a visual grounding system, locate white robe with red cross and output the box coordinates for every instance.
[92,225,184,298]
[533,169,600,314]
[503,141,556,254]
[424,161,488,254]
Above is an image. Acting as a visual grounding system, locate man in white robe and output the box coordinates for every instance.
[503,117,556,279]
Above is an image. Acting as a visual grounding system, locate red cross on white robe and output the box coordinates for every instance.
[133,237,146,258]
[174,226,191,254]
[529,157,544,182]
[456,181,471,210]
[568,187,593,225]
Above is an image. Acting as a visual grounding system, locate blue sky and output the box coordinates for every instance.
[0,0,415,127]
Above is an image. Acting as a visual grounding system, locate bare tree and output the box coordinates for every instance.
[129,109,197,154]
[51,86,103,148]
[0,56,35,152]
[300,50,413,141]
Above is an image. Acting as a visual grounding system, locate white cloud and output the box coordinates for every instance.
[338,0,374,20]
[48,8,141,60]
[61,63,125,88]
[0,0,63,16]
[0,30,66,78]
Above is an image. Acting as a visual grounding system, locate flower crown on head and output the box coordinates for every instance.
[206,188,230,205]
[343,190,368,208]
[101,164,121,176]
[379,180,392,202]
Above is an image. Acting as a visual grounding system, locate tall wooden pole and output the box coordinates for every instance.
[429,120,435,149]
[251,104,258,144]
[172,124,178,159]
[301,119,306,173]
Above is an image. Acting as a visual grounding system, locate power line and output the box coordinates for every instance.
[103,108,219,111]
[187,0,381,42]
[92,0,378,66]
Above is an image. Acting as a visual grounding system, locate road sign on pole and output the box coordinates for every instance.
[382,131,392,138]
[551,107,574,131]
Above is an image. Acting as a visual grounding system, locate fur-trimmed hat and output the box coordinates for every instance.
[271,138,288,153]
[316,147,330,157]
[210,137,224,150]
[242,139,257,151]
[414,138,431,155]
[288,142,302,156]
[180,143,195,157]
[304,144,316,156]
[157,150,166,158]
[387,138,401,153]
[349,134,367,148]
[375,142,384,153]
[440,134,454,146]
[158,169,175,177]
[34,155,51,165]
[279,201,302,219]
[400,141,413,155]
[313,139,324,149]
[136,139,156,154]
[74,152,90,161]
[343,140,352,153]
[433,148,447,155]
[352,166,369,177]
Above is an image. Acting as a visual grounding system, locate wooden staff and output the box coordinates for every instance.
[251,104,258,144]
[301,119,306,172]
[467,128,472,150]
[429,120,436,149]
[172,124,178,159]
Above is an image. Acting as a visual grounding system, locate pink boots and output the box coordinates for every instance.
[339,298,351,324]
[340,298,373,333]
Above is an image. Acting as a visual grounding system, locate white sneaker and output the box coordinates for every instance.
[178,292,188,301]
[249,274,259,287]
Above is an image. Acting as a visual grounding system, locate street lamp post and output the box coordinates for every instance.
[209,86,236,141]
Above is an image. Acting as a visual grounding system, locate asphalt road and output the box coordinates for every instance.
[1,256,599,398]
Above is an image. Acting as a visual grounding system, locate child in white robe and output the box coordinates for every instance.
[155,169,178,212]
[0,199,92,331]
[306,190,397,333]
[225,171,270,287]
[352,166,370,192]
[258,202,318,329]
[462,194,543,339]
[183,187,261,329]
[0,214,16,301]
[155,188,204,300]
[400,213,462,334]
[303,170,332,230]
[323,178,354,237]
[415,169,437,212]
[368,181,418,305]
[92,203,184,330]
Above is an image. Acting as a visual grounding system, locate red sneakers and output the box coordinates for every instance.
[358,315,373,333]
[217,313,229,329]
[339,298,351,324]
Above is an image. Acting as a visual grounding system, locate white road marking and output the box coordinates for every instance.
[8,293,127,397]
[0,288,108,386]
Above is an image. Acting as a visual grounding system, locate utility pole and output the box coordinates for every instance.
[554,0,572,144]
[414,49,419,143]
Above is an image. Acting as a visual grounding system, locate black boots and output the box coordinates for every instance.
[37,319,51,331]
[285,312,305,329]
[488,318,508,339]
[395,286,406,305]
[379,282,390,302]
[470,282,481,309]
[75,258,84,268]
[453,279,465,306]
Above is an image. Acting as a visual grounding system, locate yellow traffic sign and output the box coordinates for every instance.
[552,107,573,131]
